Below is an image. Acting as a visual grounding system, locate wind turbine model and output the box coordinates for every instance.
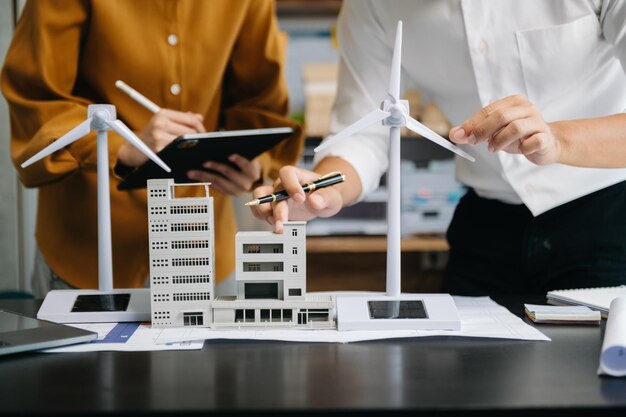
[23,104,171,323]
[318,22,473,331]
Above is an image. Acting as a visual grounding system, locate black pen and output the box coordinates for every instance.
[245,171,345,206]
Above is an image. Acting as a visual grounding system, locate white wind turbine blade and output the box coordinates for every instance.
[314,108,390,153]
[405,115,475,162]
[105,119,171,172]
[21,118,92,168]
[388,21,403,103]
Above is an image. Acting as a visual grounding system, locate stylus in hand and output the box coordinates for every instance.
[115,80,161,113]
[245,172,346,206]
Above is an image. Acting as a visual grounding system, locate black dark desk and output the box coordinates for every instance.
[0,296,625,416]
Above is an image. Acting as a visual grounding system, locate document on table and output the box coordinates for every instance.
[154,295,550,345]
[44,322,204,352]
[524,304,601,324]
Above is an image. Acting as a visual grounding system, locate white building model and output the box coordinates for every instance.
[148,179,335,329]
[148,179,215,327]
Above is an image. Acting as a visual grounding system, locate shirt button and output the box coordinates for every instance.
[168,34,178,46]
[477,39,487,54]
[170,83,181,95]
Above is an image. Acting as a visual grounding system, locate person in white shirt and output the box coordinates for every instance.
[251,0,626,295]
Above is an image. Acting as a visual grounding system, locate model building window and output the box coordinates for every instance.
[292,265,298,273]
[291,228,298,237]
[245,309,255,322]
[183,312,204,326]
[244,282,279,299]
[246,244,260,254]
[288,288,302,296]
[271,309,281,322]
[243,244,283,254]
[307,309,330,322]
[298,311,307,325]
[292,247,297,255]
[244,262,283,272]
[260,309,270,322]
[235,309,244,322]
[283,309,293,321]
[247,263,261,272]
[235,309,255,323]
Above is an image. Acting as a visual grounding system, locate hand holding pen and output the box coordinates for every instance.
[248,167,349,234]
[245,171,345,206]
[115,79,206,167]
[115,80,262,196]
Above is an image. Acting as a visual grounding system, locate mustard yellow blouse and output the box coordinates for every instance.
[1,0,302,289]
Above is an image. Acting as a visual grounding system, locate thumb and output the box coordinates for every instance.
[307,188,343,217]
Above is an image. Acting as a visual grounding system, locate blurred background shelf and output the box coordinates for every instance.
[308,235,448,253]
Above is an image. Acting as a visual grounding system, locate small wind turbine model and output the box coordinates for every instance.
[23,104,171,323]
[319,21,474,331]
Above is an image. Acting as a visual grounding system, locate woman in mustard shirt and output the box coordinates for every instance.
[1,0,303,296]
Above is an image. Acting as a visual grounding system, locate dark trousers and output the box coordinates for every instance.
[443,181,626,296]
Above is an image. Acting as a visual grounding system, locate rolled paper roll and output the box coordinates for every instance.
[599,297,626,377]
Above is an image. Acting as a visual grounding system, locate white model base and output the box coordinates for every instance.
[336,293,461,331]
[37,289,151,323]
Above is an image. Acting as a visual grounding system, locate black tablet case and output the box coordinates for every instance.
[118,127,293,190]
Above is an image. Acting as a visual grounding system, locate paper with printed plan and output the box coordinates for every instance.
[154,295,550,344]
[44,322,203,352]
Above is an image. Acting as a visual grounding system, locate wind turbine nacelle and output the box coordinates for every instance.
[381,99,409,127]
[88,104,116,130]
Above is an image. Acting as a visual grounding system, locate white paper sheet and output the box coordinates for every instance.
[154,295,550,344]
[44,322,204,352]
[599,297,626,376]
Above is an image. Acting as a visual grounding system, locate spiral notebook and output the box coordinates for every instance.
[546,285,626,318]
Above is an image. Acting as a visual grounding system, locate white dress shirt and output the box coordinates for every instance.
[314,0,626,216]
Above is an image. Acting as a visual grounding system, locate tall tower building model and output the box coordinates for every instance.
[148,179,215,327]
[148,179,335,329]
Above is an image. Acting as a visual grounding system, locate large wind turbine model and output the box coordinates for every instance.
[319,22,474,331]
[23,104,171,323]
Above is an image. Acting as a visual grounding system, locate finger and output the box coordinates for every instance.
[159,109,206,133]
[150,131,178,151]
[489,117,542,152]
[252,184,274,199]
[163,121,199,138]
[187,171,244,196]
[273,200,289,233]
[210,176,245,196]
[449,127,473,144]
[228,154,262,180]
[451,95,530,143]
[204,161,252,191]
[519,132,549,156]
[187,111,204,122]
[307,188,343,217]
[249,201,274,222]
[277,166,319,204]
[472,105,535,145]
[249,185,275,220]
[520,132,558,166]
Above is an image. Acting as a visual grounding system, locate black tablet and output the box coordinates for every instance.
[117,127,294,190]
[0,309,97,355]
